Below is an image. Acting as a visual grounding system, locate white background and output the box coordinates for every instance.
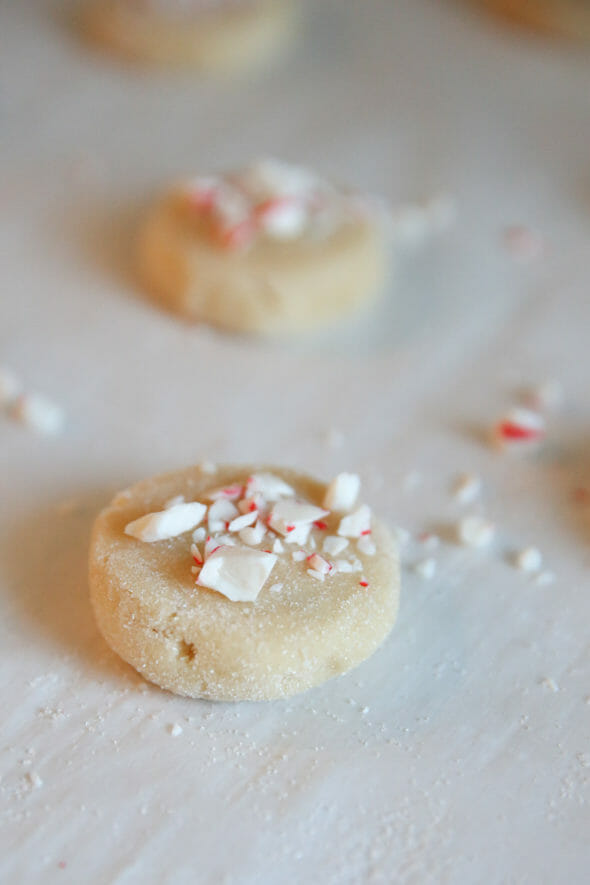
[1,1,589,882]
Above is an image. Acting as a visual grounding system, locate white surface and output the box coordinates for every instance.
[1,1,590,882]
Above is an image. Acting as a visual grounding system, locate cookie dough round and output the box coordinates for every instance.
[479,0,590,41]
[84,0,295,71]
[137,160,388,334]
[89,465,400,701]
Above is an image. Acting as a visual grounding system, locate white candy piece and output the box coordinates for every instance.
[272,538,284,554]
[197,546,277,602]
[245,473,295,502]
[239,520,266,546]
[457,516,495,548]
[514,547,542,573]
[198,460,217,475]
[228,511,258,532]
[259,200,308,240]
[323,535,349,556]
[453,473,482,505]
[125,502,206,543]
[192,526,206,543]
[337,505,372,539]
[414,558,437,580]
[11,393,64,436]
[208,499,239,531]
[268,501,329,537]
[0,367,22,406]
[357,535,376,556]
[306,554,331,576]
[334,559,353,573]
[205,484,243,501]
[323,473,361,512]
[291,550,307,562]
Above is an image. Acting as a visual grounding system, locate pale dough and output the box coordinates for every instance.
[479,0,590,40]
[89,465,400,701]
[137,183,388,334]
[84,0,295,71]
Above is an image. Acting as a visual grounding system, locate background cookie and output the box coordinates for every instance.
[89,464,400,701]
[84,0,296,71]
[137,159,389,334]
[478,0,590,41]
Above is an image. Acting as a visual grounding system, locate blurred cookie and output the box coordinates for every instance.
[85,0,296,71]
[137,159,389,334]
[481,0,590,41]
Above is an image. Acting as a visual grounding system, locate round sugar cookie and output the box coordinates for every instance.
[84,0,296,71]
[136,159,389,334]
[89,464,400,701]
[479,0,590,41]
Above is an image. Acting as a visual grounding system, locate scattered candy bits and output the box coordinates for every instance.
[0,366,65,436]
[124,471,378,603]
[494,407,545,449]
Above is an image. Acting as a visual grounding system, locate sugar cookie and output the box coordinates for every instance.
[136,159,389,334]
[84,0,296,71]
[479,0,590,41]
[89,465,400,701]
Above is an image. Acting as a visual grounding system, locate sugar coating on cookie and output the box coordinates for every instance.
[84,0,296,71]
[89,465,400,701]
[137,159,389,334]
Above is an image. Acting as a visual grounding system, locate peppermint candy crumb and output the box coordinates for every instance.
[494,408,545,447]
[452,473,482,505]
[457,516,495,548]
[514,547,542,573]
[323,473,361,512]
[125,502,206,542]
[11,392,64,436]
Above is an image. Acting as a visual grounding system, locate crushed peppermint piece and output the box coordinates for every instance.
[357,535,376,556]
[228,510,258,532]
[192,526,206,543]
[414,558,437,580]
[452,473,482,505]
[514,546,543,573]
[306,554,332,575]
[190,543,204,564]
[323,473,361,512]
[522,380,563,412]
[205,533,235,557]
[269,501,329,537]
[165,494,185,509]
[535,570,556,586]
[245,473,295,501]
[291,550,307,562]
[272,538,284,554]
[199,460,217,474]
[334,559,353,573]
[125,502,206,542]
[11,392,64,436]
[323,535,349,556]
[0,367,22,406]
[239,520,266,546]
[337,504,371,539]
[205,484,243,502]
[457,516,495,548]
[502,225,544,261]
[26,771,43,789]
[208,498,239,531]
[541,677,559,693]
[197,546,277,602]
[359,579,369,588]
[283,523,312,545]
[269,582,284,594]
[169,723,183,737]
[495,408,545,446]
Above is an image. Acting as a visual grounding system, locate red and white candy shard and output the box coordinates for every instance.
[337,504,372,538]
[268,501,329,537]
[495,408,545,445]
[179,159,358,252]
[322,472,361,512]
[125,470,379,603]
[197,547,278,603]
[125,502,207,543]
[245,473,294,501]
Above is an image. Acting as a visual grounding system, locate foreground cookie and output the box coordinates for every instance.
[137,159,388,334]
[479,0,590,41]
[89,465,400,700]
[84,0,295,70]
